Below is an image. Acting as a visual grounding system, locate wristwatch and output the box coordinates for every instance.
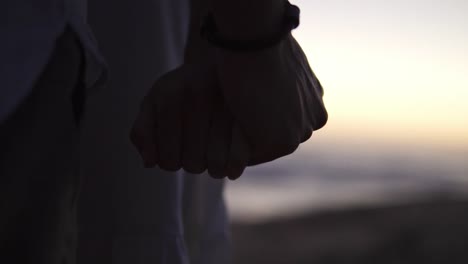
[201,1,300,52]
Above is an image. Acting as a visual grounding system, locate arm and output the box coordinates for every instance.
[131,0,327,178]
[187,0,327,163]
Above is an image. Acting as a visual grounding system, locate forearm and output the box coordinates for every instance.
[134,1,326,173]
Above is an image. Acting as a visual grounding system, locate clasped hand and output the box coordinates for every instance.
[130,35,327,180]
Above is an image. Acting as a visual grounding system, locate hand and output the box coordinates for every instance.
[130,61,249,180]
[131,35,327,178]
[214,34,328,165]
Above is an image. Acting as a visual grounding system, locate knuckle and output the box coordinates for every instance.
[250,133,299,165]
[158,163,181,172]
[158,157,181,172]
[184,167,206,175]
[183,160,206,175]
[228,173,242,181]
[227,166,245,180]
[227,154,248,172]
[182,147,207,174]
[300,128,313,143]
[207,159,227,179]
[228,157,244,169]
[310,105,328,130]
[269,130,301,156]
[275,140,299,157]
[208,169,226,179]
[315,110,328,130]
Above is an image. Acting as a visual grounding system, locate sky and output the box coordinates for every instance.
[226,1,468,221]
[291,0,468,150]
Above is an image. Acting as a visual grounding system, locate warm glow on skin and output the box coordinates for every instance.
[292,0,468,149]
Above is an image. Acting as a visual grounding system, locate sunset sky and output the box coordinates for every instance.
[226,1,468,221]
[292,0,468,150]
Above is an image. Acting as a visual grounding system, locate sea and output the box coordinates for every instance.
[225,138,468,223]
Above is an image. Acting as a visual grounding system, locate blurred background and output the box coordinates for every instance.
[225,0,468,263]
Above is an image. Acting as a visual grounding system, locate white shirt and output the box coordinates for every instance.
[0,0,106,123]
[78,1,230,263]
[78,0,192,263]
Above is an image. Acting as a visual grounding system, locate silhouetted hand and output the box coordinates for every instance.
[215,35,327,165]
[130,34,327,179]
[130,61,249,180]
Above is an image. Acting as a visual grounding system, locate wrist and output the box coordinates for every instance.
[212,0,285,41]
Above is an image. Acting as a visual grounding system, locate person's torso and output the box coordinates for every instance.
[0,0,105,124]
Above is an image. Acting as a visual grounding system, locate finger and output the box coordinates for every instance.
[300,128,313,144]
[181,67,216,174]
[181,94,212,174]
[155,69,185,172]
[130,100,158,168]
[226,122,249,180]
[207,102,232,179]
